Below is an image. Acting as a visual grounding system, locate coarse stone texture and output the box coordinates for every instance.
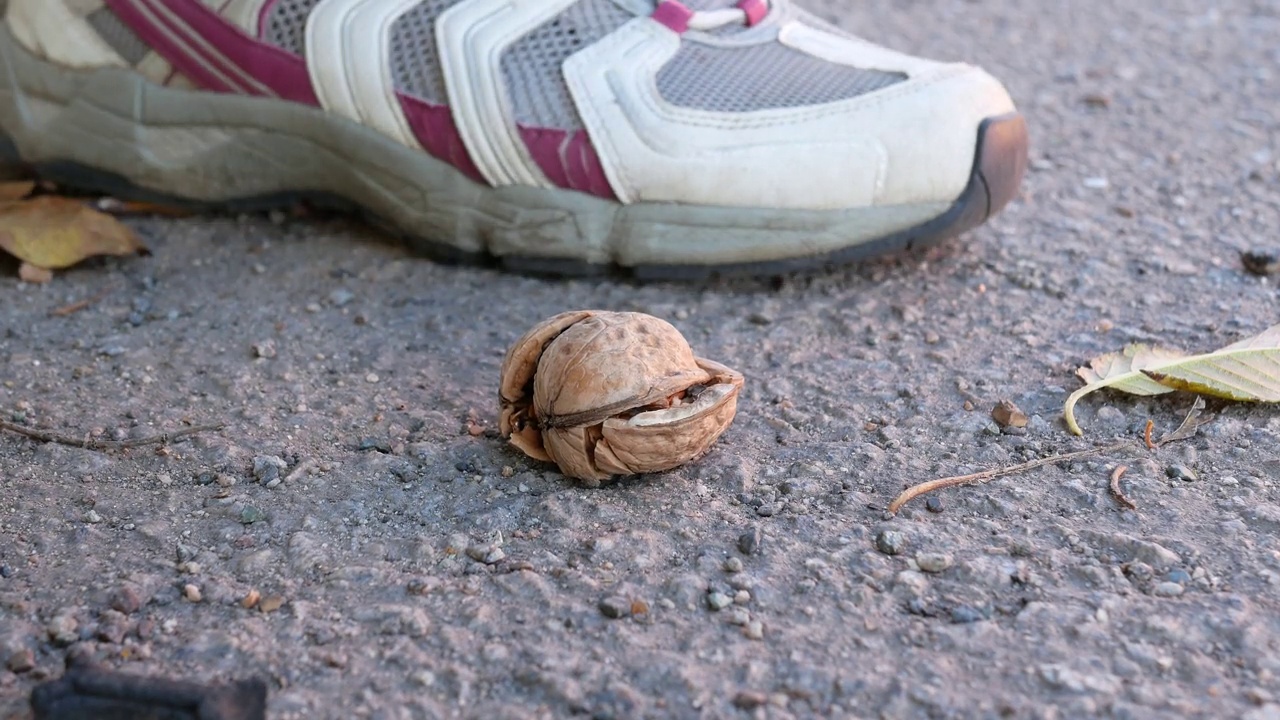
[2,2,1280,717]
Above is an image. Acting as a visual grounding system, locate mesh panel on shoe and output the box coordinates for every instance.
[86,7,152,66]
[655,42,905,112]
[262,0,325,56]
[501,0,633,130]
[389,0,461,104]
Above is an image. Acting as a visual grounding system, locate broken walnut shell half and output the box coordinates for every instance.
[498,311,744,484]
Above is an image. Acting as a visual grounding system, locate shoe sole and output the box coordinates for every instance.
[0,23,1027,281]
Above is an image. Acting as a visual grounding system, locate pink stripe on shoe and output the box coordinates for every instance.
[256,0,278,37]
[737,0,768,26]
[520,128,615,200]
[105,0,319,105]
[651,1,693,33]
[398,94,487,185]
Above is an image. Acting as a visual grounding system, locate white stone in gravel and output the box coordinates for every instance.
[1038,664,1119,693]
[707,592,733,611]
[895,570,930,596]
[744,620,765,640]
[46,614,78,645]
[726,607,751,626]
[916,552,953,573]
[1151,582,1184,598]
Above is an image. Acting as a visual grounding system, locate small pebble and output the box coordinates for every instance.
[726,607,751,626]
[46,614,78,645]
[1152,581,1184,598]
[258,595,285,613]
[598,596,631,619]
[1166,464,1198,482]
[737,529,761,556]
[755,503,776,517]
[358,437,392,453]
[722,557,743,574]
[239,506,265,525]
[743,620,765,640]
[0,565,13,578]
[110,585,143,614]
[991,399,1028,428]
[328,288,355,307]
[733,590,751,605]
[925,497,944,513]
[252,455,286,484]
[465,545,505,565]
[182,584,202,603]
[1241,248,1280,277]
[950,605,984,624]
[84,510,103,524]
[1166,569,1192,584]
[733,690,768,710]
[1082,176,1110,189]
[6,648,35,673]
[875,530,907,556]
[916,552,954,573]
[252,339,277,359]
[707,592,733,611]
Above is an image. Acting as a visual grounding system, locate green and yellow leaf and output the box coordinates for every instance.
[1064,324,1280,435]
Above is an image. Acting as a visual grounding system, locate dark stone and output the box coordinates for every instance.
[597,596,631,619]
[950,605,985,624]
[109,585,143,615]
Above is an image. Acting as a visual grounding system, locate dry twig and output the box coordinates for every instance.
[889,397,1214,516]
[49,286,114,317]
[1109,465,1136,510]
[887,439,1134,515]
[0,420,223,450]
[1143,420,1155,450]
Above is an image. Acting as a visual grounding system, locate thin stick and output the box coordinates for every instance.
[1109,465,1136,510]
[50,286,114,317]
[0,420,223,450]
[887,440,1134,515]
[1143,420,1155,451]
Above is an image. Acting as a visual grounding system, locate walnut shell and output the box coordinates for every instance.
[499,311,743,484]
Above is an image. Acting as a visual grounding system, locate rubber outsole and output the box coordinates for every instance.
[14,114,1027,281]
[0,19,1028,281]
[631,113,1029,281]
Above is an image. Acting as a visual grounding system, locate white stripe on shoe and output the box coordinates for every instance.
[339,0,427,150]
[305,0,377,126]
[434,0,580,188]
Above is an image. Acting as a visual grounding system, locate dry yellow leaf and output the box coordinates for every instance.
[0,195,146,270]
[0,180,36,202]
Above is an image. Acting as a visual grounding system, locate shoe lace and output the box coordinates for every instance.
[657,0,773,31]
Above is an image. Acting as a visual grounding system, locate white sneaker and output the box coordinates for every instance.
[0,0,1027,278]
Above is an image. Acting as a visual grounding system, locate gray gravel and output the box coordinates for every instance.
[3,1,1280,718]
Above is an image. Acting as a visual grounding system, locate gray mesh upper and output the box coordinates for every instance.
[262,0,325,56]
[655,42,906,113]
[86,7,151,66]
[389,0,462,104]
[501,0,633,130]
